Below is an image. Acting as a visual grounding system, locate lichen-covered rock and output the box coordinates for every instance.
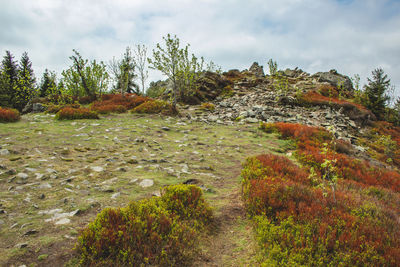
[312,69,353,91]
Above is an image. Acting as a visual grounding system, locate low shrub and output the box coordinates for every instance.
[55,107,99,120]
[241,154,400,266]
[76,184,212,266]
[132,100,176,115]
[93,94,151,110]
[300,91,368,112]
[91,104,127,114]
[46,104,81,114]
[200,102,215,111]
[0,107,20,122]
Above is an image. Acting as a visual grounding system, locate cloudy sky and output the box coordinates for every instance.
[1,0,399,94]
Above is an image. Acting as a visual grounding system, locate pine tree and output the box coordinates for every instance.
[363,68,391,120]
[0,51,18,107]
[13,52,37,111]
[39,69,57,97]
[110,47,138,94]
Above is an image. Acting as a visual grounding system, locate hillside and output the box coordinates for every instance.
[1,64,400,266]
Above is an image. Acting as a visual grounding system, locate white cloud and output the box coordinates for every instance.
[0,0,399,94]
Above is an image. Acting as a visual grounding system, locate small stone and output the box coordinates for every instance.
[127,158,138,164]
[16,173,29,180]
[111,192,120,199]
[15,243,28,249]
[6,169,17,175]
[25,167,37,172]
[161,127,170,131]
[0,149,10,155]
[38,183,52,189]
[39,194,45,199]
[46,168,57,174]
[90,166,104,172]
[23,229,38,236]
[55,218,70,225]
[139,179,154,188]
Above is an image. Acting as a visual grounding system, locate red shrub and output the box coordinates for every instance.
[94,94,151,110]
[302,91,368,111]
[91,104,127,114]
[55,107,99,120]
[0,107,20,122]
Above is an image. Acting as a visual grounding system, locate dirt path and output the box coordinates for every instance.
[193,164,259,267]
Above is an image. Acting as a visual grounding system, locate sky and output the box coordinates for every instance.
[0,0,399,95]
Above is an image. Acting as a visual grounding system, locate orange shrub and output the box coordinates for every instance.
[132,100,176,115]
[55,107,99,120]
[94,94,151,110]
[301,91,368,111]
[46,104,81,114]
[91,104,127,114]
[0,107,20,122]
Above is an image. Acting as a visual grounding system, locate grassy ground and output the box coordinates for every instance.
[0,112,288,266]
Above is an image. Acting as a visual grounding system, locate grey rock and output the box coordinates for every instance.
[38,183,52,189]
[16,173,29,180]
[0,149,10,155]
[111,192,120,199]
[15,243,28,249]
[139,179,154,188]
[249,62,265,78]
[312,69,353,91]
[90,166,104,172]
[208,115,219,122]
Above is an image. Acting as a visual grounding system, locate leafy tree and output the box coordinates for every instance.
[0,51,18,107]
[39,69,57,97]
[176,45,204,101]
[267,58,278,76]
[133,44,148,95]
[148,34,182,108]
[62,50,109,98]
[363,68,391,119]
[13,52,37,111]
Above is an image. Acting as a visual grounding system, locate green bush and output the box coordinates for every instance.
[76,184,212,266]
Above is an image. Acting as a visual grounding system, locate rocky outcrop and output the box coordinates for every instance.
[22,100,46,114]
[190,71,232,103]
[312,69,353,91]
[249,62,265,78]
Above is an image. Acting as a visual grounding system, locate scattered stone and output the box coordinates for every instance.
[39,194,45,199]
[55,218,70,225]
[161,127,170,131]
[23,229,38,236]
[9,156,22,161]
[139,179,154,188]
[6,169,17,175]
[38,183,52,189]
[90,166,104,172]
[15,243,28,249]
[111,192,120,199]
[16,173,29,180]
[0,149,10,155]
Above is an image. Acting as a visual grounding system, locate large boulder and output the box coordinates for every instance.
[249,62,265,78]
[22,100,46,114]
[190,71,231,103]
[312,69,353,91]
[282,67,309,78]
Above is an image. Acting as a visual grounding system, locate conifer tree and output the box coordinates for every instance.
[13,52,37,111]
[363,68,391,120]
[0,51,18,107]
[39,69,57,97]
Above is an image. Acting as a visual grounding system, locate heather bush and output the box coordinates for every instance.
[132,100,176,115]
[76,184,212,266]
[55,107,99,120]
[0,107,20,122]
[241,154,400,266]
[200,102,215,111]
[91,104,127,114]
[46,103,81,114]
[93,93,151,110]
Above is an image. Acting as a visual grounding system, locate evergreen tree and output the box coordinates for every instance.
[0,51,18,107]
[39,69,57,97]
[13,52,37,111]
[110,47,139,94]
[363,68,391,120]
